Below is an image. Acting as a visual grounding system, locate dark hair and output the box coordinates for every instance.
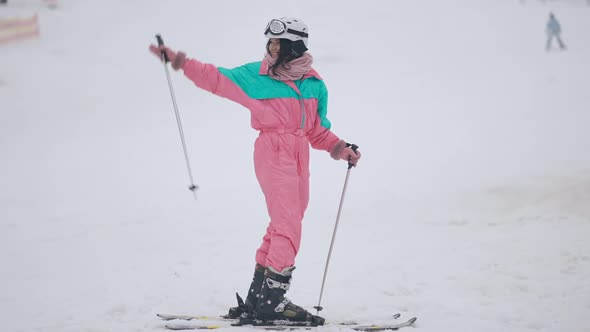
[266,39,299,77]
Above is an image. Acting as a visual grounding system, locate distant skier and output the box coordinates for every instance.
[546,12,566,51]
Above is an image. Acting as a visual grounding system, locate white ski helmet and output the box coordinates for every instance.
[264,17,309,48]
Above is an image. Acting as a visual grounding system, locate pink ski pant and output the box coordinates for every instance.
[254,130,310,272]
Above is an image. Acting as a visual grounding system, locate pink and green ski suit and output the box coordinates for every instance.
[182,58,341,272]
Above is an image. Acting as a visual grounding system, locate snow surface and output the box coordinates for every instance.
[1,1,589,331]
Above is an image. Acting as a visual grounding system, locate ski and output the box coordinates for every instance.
[162,315,417,331]
[352,317,417,331]
[164,324,224,330]
[157,313,233,321]
[158,313,401,324]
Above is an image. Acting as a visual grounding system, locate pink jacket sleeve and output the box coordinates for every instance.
[308,114,341,153]
[182,58,259,111]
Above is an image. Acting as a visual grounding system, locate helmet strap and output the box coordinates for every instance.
[290,40,308,57]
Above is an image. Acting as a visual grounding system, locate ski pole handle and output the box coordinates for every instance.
[155,34,169,63]
[347,143,359,169]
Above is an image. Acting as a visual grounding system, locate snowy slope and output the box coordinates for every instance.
[1,1,589,332]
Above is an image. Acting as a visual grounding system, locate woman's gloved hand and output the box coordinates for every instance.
[330,140,361,167]
[149,44,187,71]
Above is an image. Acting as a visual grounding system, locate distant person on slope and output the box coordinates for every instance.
[149,17,361,324]
[546,12,566,51]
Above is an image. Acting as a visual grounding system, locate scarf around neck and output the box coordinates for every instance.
[264,52,313,81]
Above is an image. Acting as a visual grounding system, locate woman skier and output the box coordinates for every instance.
[149,17,361,324]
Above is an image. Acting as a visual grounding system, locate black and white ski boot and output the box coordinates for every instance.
[226,263,265,318]
[254,266,324,325]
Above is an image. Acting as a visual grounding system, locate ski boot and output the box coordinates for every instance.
[226,263,265,318]
[254,266,324,325]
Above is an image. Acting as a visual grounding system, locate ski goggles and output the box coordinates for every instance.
[264,19,308,38]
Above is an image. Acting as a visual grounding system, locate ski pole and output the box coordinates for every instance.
[314,143,358,314]
[155,34,199,199]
